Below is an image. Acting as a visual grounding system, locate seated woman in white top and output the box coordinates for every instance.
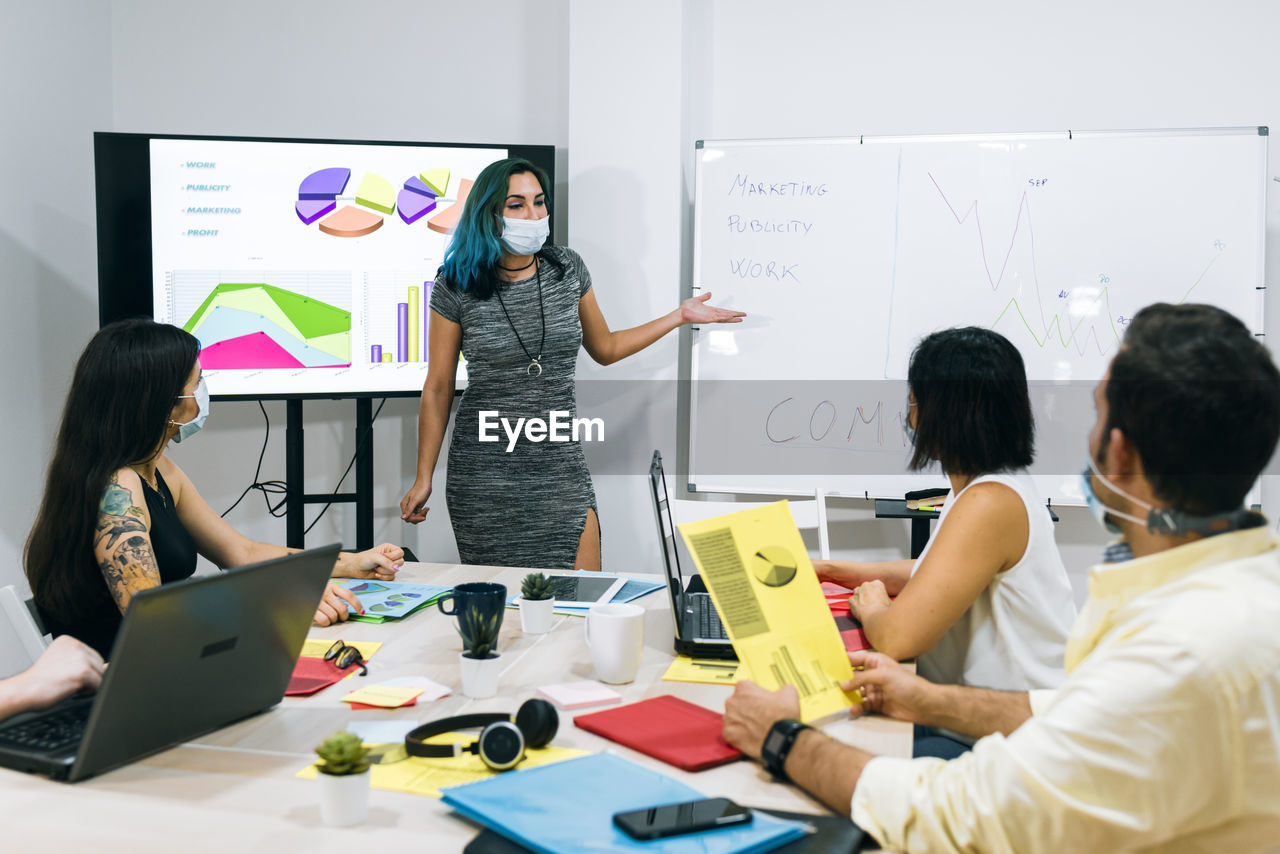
[816,327,1077,706]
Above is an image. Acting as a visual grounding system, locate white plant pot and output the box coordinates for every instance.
[318,768,369,827]
[459,652,503,699]
[518,597,556,633]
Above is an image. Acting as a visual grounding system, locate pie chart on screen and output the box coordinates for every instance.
[295,167,470,236]
[295,167,393,237]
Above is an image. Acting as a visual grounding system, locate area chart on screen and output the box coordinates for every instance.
[183,282,351,369]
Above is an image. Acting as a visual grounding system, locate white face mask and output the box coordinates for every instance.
[170,376,209,443]
[1081,454,1252,538]
[1080,456,1148,534]
[500,215,549,255]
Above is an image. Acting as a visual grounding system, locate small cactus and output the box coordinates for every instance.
[521,572,554,601]
[458,607,502,659]
[315,731,370,776]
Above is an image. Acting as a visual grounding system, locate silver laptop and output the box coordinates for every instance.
[0,544,340,782]
[649,451,736,660]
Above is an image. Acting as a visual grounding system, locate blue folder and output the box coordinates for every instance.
[441,753,809,853]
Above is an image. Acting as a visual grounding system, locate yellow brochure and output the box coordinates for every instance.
[661,655,744,685]
[677,501,859,720]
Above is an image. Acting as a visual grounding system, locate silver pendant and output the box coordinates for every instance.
[527,358,543,377]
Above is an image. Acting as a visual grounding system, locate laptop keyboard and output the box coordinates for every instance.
[0,702,90,753]
[695,597,728,640]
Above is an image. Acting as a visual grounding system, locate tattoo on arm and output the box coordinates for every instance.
[96,474,161,612]
[99,478,135,516]
[94,517,147,550]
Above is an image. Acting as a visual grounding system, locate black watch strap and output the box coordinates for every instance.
[761,718,811,780]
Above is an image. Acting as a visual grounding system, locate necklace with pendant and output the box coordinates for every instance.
[494,259,546,377]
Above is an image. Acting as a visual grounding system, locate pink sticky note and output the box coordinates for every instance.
[537,680,622,710]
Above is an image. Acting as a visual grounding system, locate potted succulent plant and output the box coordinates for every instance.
[458,606,504,699]
[314,731,371,827]
[518,572,556,634]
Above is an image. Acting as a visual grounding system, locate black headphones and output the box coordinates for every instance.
[403,698,559,771]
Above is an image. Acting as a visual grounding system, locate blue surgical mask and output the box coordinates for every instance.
[1080,456,1149,535]
[170,376,209,443]
[501,215,549,255]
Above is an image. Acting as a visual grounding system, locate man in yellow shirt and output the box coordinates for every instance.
[723,303,1280,852]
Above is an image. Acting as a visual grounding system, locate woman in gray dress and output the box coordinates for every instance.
[400,158,743,570]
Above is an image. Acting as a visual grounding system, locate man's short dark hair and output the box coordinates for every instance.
[907,326,1034,477]
[1106,303,1280,515]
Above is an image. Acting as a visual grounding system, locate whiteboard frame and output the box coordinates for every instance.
[686,126,1268,500]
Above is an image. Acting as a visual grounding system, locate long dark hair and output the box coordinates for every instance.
[25,319,200,622]
[906,326,1034,477]
[439,158,553,299]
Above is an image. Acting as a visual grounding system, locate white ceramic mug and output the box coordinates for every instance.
[584,603,645,684]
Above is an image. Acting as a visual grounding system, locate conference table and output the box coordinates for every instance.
[0,562,912,852]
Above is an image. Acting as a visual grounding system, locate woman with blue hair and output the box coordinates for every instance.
[400,159,743,569]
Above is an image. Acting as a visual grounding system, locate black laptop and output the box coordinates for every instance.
[649,451,736,660]
[0,544,341,782]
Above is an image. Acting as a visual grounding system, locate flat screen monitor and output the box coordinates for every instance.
[94,132,555,399]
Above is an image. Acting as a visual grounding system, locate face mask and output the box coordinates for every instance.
[903,396,917,445]
[1080,456,1149,535]
[1080,455,1251,538]
[500,215,549,255]
[170,376,209,443]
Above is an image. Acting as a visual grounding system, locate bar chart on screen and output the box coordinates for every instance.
[362,272,435,365]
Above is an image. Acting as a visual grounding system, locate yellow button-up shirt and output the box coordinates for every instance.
[852,522,1280,853]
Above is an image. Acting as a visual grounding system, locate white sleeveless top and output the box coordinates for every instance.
[912,472,1076,694]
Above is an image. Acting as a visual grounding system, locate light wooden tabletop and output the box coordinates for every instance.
[0,563,911,852]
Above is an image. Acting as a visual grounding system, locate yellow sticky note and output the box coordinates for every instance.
[340,684,422,708]
[296,731,587,798]
[300,638,382,660]
[662,656,744,685]
[678,501,860,720]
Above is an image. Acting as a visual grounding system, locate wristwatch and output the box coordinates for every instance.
[760,718,811,781]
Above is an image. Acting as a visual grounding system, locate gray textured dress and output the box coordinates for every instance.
[429,245,597,568]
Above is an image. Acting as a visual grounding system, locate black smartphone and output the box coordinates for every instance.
[613,797,753,840]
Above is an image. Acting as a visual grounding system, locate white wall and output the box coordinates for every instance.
[0,0,113,594]
[4,0,1279,605]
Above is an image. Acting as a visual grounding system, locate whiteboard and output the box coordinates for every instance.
[687,128,1267,504]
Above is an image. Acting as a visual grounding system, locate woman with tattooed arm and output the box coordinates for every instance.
[23,319,404,659]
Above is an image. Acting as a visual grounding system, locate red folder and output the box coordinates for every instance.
[573,694,741,771]
[841,627,871,652]
[285,656,359,696]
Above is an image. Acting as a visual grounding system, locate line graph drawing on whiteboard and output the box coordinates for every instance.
[884,160,1241,382]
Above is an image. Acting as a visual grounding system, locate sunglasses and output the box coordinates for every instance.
[325,640,368,676]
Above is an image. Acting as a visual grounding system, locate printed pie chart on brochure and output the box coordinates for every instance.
[751,546,797,587]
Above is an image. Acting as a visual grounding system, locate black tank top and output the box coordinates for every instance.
[47,469,199,659]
